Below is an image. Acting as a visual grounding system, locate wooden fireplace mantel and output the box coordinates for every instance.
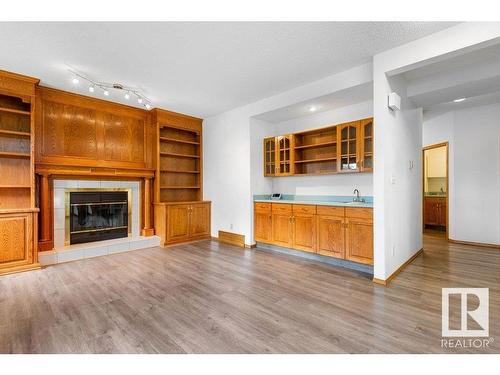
[35,165,156,252]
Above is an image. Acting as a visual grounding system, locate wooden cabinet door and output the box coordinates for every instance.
[338,121,360,173]
[345,217,373,265]
[271,212,292,247]
[166,204,191,243]
[189,203,211,238]
[316,215,345,258]
[359,118,373,172]
[424,198,439,226]
[254,211,272,243]
[292,214,316,252]
[438,199,447,226]
[275,135,294,176]
[0,212,34,273]
[263,137,276,177]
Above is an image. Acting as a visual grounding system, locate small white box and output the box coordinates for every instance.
[388,92,401,111]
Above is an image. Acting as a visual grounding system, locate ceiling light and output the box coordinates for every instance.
[453,98,466,103]
[67,69,152,108]
[309,106,317,112]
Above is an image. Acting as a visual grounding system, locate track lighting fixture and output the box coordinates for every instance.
[67,69,152,110]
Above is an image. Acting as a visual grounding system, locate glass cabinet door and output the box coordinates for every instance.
[263,137,276,176]
[360,119,373,172]
[276,135,293,175]
[339,122,359,172]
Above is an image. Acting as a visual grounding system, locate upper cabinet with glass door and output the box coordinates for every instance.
[263,137,276,176]
[338,121,360,173]
[262,118,373,177]
[359,118,373,172]
[276,135,294,176]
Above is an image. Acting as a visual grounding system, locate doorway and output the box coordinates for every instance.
[422,142,448,239]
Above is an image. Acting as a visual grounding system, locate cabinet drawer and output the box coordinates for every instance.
[346,207,373,221]
[272,203,292,213]
[293,204,316,215]
[317,205,345,217]
[254,202,271,212]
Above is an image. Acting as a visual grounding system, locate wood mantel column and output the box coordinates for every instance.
[141,177,154,236]
[38,173,54,251]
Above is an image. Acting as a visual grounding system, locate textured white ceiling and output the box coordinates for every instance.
[0,22,458,117]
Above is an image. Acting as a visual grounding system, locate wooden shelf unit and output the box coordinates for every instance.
[153,109,203,203]
[0,70,40,275]
[293,125,338,175]
[264,118,374,177]
[152,109,211,247]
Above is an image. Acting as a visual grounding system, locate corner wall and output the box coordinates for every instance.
[423,103,500,245]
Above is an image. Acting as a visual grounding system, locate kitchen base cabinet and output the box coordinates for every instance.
[316,215,345,259]
[271,206,293,247]
[424,197,446,228]
[154,201,211,246]
[254,203,272,242]
[292,205,317,253]
[254,202,373,265]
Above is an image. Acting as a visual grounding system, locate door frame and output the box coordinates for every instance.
[422,142,449,240]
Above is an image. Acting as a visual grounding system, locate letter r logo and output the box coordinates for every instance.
[442,288,489,337]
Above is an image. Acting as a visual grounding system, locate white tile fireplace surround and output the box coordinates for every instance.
[38,179,160,266]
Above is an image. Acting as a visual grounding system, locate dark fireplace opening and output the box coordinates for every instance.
[70,191,128,245]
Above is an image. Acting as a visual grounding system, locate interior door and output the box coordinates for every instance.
[189,203,211,238]
[166,204,190,242]
[316,215,345,258]
[345,217,373,265]
[339,122,360,173]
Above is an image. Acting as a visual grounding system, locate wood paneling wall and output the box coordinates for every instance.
[35,87,155,170]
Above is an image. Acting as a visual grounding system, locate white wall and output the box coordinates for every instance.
[267,100,373,197]
[204,63,373,245]
[372,22,500,281]
[423,103,500,245]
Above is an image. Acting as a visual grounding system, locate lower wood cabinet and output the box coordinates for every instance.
[154,201,211,246]
[0,209,40,275]
[424,196,446,227]
[254,202,373,265]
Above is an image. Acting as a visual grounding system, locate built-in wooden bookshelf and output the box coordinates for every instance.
[152,109,203,203]
[264,117,374,177]
[0,92,35,209]
[0,70,40,275]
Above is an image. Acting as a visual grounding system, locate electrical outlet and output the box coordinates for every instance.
[230,223,234,230]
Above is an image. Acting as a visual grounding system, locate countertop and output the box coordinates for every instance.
[254,198,373,208]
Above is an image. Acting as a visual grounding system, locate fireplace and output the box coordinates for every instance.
[65,189,131,245]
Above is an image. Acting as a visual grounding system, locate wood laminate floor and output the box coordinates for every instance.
[0,235,498,353]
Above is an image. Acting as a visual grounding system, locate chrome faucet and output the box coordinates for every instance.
[353,189,364,202]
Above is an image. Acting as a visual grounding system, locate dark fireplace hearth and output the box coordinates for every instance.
[69,191,129,245]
